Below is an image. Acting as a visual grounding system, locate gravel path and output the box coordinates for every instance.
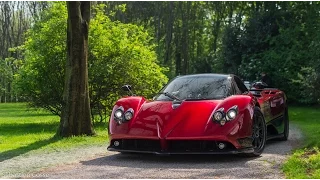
[17,124,303,179]
[0,145,107,179]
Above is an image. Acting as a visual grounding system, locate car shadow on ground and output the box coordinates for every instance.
[81,153,256,169]
[80,139,288,169]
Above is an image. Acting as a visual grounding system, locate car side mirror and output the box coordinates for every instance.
[122,85,132,91]
[121,85,134,96]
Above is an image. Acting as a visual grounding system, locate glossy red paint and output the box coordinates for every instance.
[108,74,288,155]
[250,89,286,123]
[109,94,257,150]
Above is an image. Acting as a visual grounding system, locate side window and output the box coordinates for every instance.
[230,80,239,95]
[227,76,238,96]
[234,76,248,94]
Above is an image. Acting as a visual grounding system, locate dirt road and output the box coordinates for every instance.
[32,125,302,179]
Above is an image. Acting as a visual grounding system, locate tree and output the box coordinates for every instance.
[15,2,168,122]
[14,2,66,115]
[14,1,320,110]
[88,5,168,121]
[59,1,94,137]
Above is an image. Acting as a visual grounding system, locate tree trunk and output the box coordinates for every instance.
[175,27,181,75]
[59,1,94,137]
[164,2,174,64]
[181,1,190,75]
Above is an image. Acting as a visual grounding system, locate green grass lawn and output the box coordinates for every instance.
[0,103,108,162]
[283,106,320,178]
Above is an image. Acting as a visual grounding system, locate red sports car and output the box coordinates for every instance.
[108,74,289,156]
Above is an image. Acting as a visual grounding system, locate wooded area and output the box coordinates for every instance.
[0,1,319,122]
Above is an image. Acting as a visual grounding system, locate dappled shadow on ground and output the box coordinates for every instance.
[0,136,60,162]
[0,113,54,118]
[0,122,58,135]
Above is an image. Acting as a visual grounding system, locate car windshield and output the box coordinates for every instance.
[155,75,231,101]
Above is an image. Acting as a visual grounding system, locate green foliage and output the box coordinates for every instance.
[219,25,242,75]
[283,148,320,178]
[104,2,230,78]
[220,2,320,104]
[89,4,168,115]
[236,6,288,80]
[14,2,66,115]
[0,59,13,95]
[15,2,168,118]
[262,2,320,104]
[11,1,320,112]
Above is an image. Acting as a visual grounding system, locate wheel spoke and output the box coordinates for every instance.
[252,112,265,150]
[258,135,262,143]
[258,132,262,137]
[254,137,258,147]
[249,109,267,156]
[259,136,263,142]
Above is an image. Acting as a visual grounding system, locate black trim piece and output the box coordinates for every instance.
[107,147,254,155]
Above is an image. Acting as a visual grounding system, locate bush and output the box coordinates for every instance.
[15,2,168,119]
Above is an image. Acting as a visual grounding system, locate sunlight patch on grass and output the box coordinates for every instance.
[0,103,108,158]
[283,106,320,178]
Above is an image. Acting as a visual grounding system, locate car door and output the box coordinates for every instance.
[268,91,285,118]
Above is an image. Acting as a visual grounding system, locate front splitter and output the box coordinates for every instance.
[107,147,254,155]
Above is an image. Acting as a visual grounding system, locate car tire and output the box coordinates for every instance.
[279,107,289,141]
[245,107,267,157]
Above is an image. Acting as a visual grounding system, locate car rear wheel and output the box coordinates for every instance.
[245,107,267,157]
[279,107,289,141]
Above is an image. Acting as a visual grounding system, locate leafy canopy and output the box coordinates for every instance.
[15,2,168,117]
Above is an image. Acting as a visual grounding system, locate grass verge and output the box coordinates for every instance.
[283,106,320,178]
[0,103,108,162]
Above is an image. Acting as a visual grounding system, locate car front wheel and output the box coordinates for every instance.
[246,107,267,157]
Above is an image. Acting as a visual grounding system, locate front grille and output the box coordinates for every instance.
[110,139,236,153]
[111,139,161,151]
[167,140,236,152]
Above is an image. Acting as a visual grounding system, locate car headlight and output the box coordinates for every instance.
[124,108,134,121]
[213,111,224,121]
[114,106,124,122]
[226,105,238,121]
[213,108,224,121]
[115,110,123,119]
[212,106,238,126]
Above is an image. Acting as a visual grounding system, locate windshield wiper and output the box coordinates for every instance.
[158,92,182,101]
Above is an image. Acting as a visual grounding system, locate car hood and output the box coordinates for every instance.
[127,100,221,138]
